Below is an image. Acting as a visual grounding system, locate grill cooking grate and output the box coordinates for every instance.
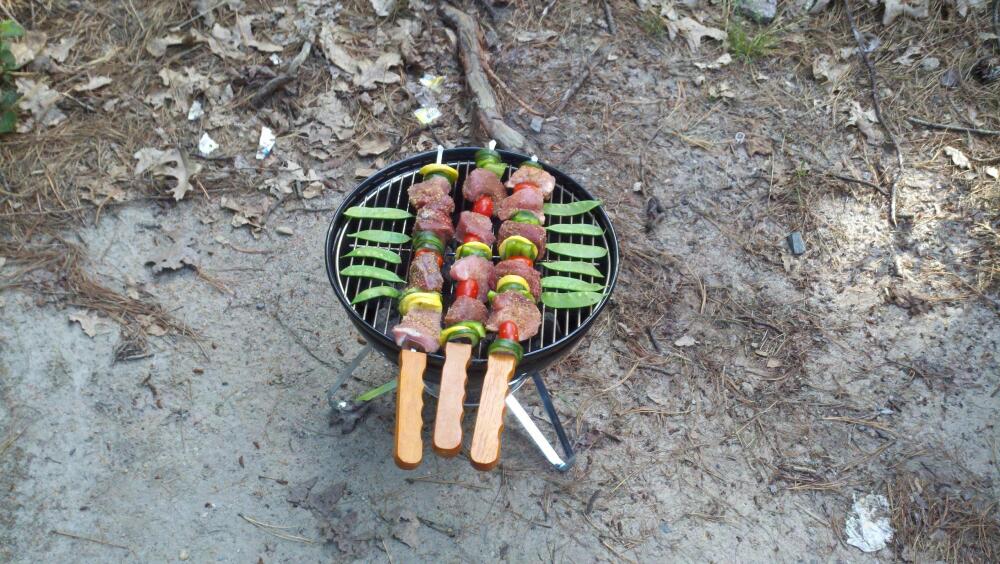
[330,156,614,363]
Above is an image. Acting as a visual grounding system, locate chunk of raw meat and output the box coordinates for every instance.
[463,167,506,204]
[496,187,544,222]
[444,295,488,326]
[455,211,495,247]
[492,259,541,300]
[506,165,556,200]
[407,252,443,292]
[392,307,441,353]
[414,207,454,242]
[498,221,546,259]
[486,291,541,340]
[449,255,495,302]
[408,176,451,209]
[421,194,455,215]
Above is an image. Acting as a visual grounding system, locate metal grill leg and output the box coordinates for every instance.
[505,373,575,472]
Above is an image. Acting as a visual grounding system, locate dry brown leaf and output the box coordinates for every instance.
[882,0,929,25]
[354,53,402,89]
[145,234,199,274]
[667,17,726,52]
[44,36,77,63]
[146,34,188,57]
[846,101,883,145]
[370,0,397,16]
[134,148,201,200]
[72,76,113,92]
[9,31,47,67]
[236,15,283,53]
[812,54,851,84]
[69,312,101,338]
[318,24,359,76]
[357,136,391,157]
[15,78,67,130]
[221,196,268,232]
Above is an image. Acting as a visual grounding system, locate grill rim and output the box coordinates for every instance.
[324,147,620,372]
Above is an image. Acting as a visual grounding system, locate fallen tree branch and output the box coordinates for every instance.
[843,0,904,225]
[550,43,610,117]
[907,116,1000,137]
[251,41,312,108]
[601,0,617,34]
[441,4,537,154]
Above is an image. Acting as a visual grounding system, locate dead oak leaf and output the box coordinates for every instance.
[236,15,283,53]
[357,136,391,157]
[134,147,201,200]
[318,24,359,76]
[354,52,402,89]
[145,235,199,274]
[667,17,726,52]
[882,0,929,25]
[9,31,47,67]
[943,146,971,169]
[72,76,113,92]
[15,78,67,130]
[812,54,851,84]
[69,311,102,337]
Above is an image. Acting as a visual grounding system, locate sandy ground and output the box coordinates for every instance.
[2,1,1000,562]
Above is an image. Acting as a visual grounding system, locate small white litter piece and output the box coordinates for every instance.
[256,126,276,160]
[187,100,204,121]
[198,133,219,157]
[413,107,441,125]
[845,493,894,553]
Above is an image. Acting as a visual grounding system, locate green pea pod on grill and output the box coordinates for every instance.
[351,285,402,304]
[543,200,602,216]
[343,206,414,220]
[541,276,604,293]
[541,261,604,278]
[348,230,411,245]
[342,246,402,264]
[340,265,405,283]
[546,223,604,236]
[546,242,608,259]
[541,291,604,309]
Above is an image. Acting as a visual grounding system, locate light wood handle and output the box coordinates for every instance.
[469,353,517,471]
[433,342,472,457]
[395,349,426,470]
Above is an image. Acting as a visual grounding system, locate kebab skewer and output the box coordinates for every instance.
[390,146,459,470]
[470,155,555,471]
[431,144,508,457]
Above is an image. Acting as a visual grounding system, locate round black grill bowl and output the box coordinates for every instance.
[325,147,620,404]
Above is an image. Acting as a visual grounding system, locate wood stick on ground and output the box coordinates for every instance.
[843,0,904,225]
[601,0,617,34]
[251,41,312,108]
[440,5,537,154]
[907,116,1000,137]
[482,62,545,116]
[50,530,131,551]
[551,43,610,117]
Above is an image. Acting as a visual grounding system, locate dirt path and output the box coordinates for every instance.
[2,1,998,562]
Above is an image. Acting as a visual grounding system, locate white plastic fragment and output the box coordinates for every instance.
[419,74,445,92]
[187,100,204,121]
[198,133,219,156]
[256,126,276,160]
[413,107,441,125]
[845,493,894,553]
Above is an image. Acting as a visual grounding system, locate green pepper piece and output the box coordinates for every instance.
[453,320,487,338]
[475,148,502,164]
[520,160,544,170]
[412,231,445,254]
[481,161,507,178]
[509,211,542,225]
[488,338,524,363]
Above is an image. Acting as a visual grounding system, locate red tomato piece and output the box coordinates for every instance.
[498,321,519,341]
[415,248,443,268]
[471,196,494,217]
[507,256,533,268]
[513,182,537,193]
[456,279,479,299]
[462,234,481,244]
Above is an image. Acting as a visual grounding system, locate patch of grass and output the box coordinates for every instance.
[0,19,24,133]
[727,21,776,62]
[637,11,666,39]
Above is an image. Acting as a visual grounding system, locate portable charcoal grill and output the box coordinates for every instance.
[324,147,619,470]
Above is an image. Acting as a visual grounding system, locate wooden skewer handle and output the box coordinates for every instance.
[469,353,517,471]
[433,342,472,457]
[395,349,426,470]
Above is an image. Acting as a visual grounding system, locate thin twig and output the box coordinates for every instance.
[551,43,609,117]
[483,62,545,116]
[238,513,316,544]
[250,41,312,108]
[827,172,889,197]
[907,116,1000,137]
[50,530,130,551]
[843,0,904,225]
